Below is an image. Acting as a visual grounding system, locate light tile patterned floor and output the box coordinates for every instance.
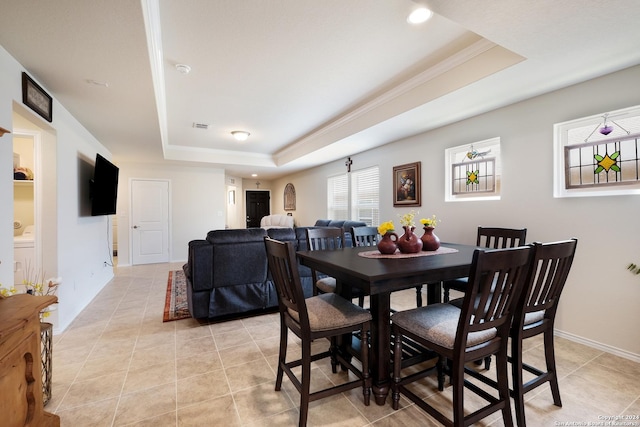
[49,261,640,426]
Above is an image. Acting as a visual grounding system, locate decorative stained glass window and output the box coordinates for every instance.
[445,137,501,201]
[554,104,640,197]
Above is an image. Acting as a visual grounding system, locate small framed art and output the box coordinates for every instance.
[22,72,53,122]
[393,161,421,207]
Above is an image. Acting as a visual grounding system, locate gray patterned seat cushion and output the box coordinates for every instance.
[287,293,371,332]
[316,277,337,293]
[392,303,497,349]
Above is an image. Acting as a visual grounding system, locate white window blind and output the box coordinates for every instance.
[351,166,379,226]
[327,174,348,220]
[327,166,379,225]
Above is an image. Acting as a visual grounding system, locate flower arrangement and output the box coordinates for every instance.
[398,210,418,228]
[378,221,395,235]
[420,214,440,228]
[0,269,61,318]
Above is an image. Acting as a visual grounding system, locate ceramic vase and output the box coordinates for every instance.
[377,232,398,254]
[397,226,422,254]
[421,226,440,251]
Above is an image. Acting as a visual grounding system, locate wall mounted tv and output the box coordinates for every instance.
[90,153,119,216]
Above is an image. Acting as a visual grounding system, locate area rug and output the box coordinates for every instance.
[163,270,191,322]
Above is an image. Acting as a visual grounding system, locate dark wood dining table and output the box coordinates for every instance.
[297,242,479,405]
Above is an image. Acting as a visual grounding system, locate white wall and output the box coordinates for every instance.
[115,162,226,265]
[0,45,116,333]
[274,65,640,359]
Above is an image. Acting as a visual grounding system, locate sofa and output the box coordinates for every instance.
[183,219,367,320]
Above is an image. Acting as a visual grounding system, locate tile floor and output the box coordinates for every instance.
[48,261,640,426]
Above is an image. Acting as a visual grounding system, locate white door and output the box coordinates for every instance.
[131,179,169,265]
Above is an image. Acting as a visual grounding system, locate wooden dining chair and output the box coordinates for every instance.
[443,227,528,302]
[351,226,380,247]
[510,239,577,426]
[391,245,533,427]
[306,227,365,306]
[264,237,372,427]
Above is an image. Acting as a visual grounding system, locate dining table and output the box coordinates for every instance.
[297,242,479,406]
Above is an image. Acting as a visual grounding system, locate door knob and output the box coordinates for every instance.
[132,225,139,229]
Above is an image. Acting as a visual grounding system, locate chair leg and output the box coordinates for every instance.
[275,320,287,391]
[437,356,447,391]
[544,329,562,407]
[391,327,403,410]
[496,348,515,427]
[443,285,450,303]
[415,285,423,307]
[511,335,526,427]
[361,323,371,406]
[358,294,365,307]
[299,339,312,427]
[451,357,466,426]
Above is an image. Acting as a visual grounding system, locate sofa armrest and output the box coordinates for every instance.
[186,239,214,291]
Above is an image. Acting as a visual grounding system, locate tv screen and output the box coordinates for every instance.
[90,153,119,216]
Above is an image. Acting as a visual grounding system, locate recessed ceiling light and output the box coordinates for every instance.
[251,174,258,177]
[231,131,250,141]
[407,7,433,24]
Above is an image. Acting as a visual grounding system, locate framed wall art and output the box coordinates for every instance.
[284,183,296,210]
[393,161,421,207]
[22,72,52,122]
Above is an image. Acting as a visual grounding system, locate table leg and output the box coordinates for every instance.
[369,292,391,405]
[426,281,442,304]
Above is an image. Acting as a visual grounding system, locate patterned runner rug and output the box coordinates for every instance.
[163,270,191,322]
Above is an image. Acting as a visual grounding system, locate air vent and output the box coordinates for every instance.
[193,122,209,130]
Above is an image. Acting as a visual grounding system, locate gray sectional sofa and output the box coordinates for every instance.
[183,220,366,320]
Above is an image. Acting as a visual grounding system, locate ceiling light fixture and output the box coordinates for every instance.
[231,131,250,141]
[175,64,191,74]
[407,7,433,24]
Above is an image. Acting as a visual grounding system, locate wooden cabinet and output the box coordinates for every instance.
[0,294,60,427]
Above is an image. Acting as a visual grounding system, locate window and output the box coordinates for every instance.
[445,137,501,202]
[554,104,640,198]
[327,166,379,225]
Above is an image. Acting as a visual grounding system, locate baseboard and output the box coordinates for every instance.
[555,329,640,363]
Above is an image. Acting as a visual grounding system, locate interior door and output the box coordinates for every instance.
[245,190,270,228]
[131,179,169,264]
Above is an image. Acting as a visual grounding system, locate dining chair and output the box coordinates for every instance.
[443,227,528,303]
[502,239,578,427]
[391,245,533,427]
[306,227,365,306]
[264,237,372,427]
[351,226,380,247]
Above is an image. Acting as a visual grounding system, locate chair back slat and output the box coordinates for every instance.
[265,237,309,327]
[520,239,577,320]
[463,246,533,338]
[351,226,380,247]
[306,227,345,251]
[477,227,527,249]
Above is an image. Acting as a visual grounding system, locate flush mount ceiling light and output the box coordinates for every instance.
[407,6,433,24]
[231,131,250,141]
[175,64,191,74]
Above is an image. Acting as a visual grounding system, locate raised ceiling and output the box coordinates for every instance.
[1,0,639,179]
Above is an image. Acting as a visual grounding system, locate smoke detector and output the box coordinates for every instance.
[175,64,191,74]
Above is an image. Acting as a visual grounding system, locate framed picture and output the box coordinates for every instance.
[284,183,296,210]
[22,72,52,122]
[393,161,421,207]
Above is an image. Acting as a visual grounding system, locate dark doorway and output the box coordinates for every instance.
[246,190,270,228]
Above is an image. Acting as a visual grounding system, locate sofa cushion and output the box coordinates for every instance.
[208,228,269,287]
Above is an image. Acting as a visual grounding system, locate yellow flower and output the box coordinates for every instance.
[377,221,395,235]
[399,210,418,227]
[420,215,440,228]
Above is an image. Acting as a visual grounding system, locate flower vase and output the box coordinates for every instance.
[377,232,398,255]
[397,226,422,254]
[421,227,440,251]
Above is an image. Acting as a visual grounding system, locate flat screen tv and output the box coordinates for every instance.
[90,153,119,216]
